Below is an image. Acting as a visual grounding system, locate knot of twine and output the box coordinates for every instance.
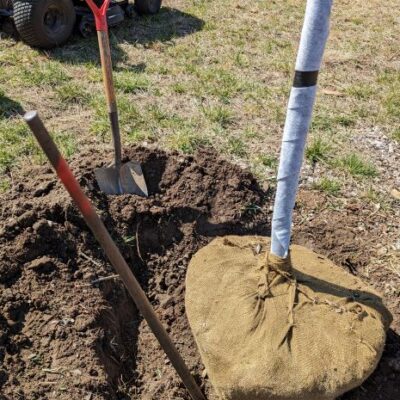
[253,252,297,347]
[265,252,293,275]
[257,252,294,300]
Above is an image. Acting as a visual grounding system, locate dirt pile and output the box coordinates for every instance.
[0,146,398,400]
[0,146,270,399]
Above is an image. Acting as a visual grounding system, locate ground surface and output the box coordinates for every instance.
[0,147,399,400]
[0,0,399,399]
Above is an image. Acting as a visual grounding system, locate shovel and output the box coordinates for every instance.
[86,0,148,196]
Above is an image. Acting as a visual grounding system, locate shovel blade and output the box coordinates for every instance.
[95,161,148,197]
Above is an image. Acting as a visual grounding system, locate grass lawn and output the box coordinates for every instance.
[0,0,399,206]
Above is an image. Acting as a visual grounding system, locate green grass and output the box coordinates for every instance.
[16,62,70,87]
[306,137,332,163]
[333,114,356,127]
[312,178,341,195]
[310,114,333,132]
[347,84,376,100]
[166,129,210,154]
[226,137,247,157]
[336,153,378,178]
[90,94,143,136]
[0,118,78,174]
[54,132,78,158]
[377,69,400,121]
[392,128,400,142]
[378,69,400,85]
[234,51,250,68]
[194,68,244,102]
[55,83,91,105]
[384,92,400,119]
[115,71,150,94]
[0,179,11,193]
[257,154,278,168]
[242,127,260,139]
[147,105,170,125]
[202,104,234,126]
[127,129,156,144]
[172,82,187,94]
[311,112,356,133]
[0,119,38,173]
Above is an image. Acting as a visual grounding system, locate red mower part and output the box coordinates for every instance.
[85,0,111,31]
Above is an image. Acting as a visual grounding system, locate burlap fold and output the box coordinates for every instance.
[185,236,392,400]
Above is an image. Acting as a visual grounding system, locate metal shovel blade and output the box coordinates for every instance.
[95,161,148,196]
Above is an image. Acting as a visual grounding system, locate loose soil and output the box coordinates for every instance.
[0,147,399,400]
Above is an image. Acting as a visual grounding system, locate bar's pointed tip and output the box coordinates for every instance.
[24,110,38,122]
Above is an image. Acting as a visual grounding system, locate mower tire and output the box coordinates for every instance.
[134,0,162,15]
[13,0,76,49]
[0,0,12,8]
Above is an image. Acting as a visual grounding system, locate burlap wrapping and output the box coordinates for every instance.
[185,236,392,400]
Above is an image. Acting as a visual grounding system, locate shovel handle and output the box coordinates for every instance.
[86,0,122,170]
[85,0,111,31]
[24,111,206,400]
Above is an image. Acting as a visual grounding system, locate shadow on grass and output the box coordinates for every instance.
[0,93,24,118]
[49,7,204,65]
[117,6,205,45]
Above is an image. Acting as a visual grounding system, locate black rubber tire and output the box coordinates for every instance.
[0,0,12,8]
[134,0,162,15]
[13,0,76,49]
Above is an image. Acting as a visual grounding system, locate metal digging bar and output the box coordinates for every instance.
[24,111,206,400]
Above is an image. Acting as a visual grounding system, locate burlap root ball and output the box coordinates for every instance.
[185,236,392,400]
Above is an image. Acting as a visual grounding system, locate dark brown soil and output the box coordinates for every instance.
[292,191,400,400]
[0,146,398,400]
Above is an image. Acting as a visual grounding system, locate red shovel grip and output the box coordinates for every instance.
[85,0,111,31]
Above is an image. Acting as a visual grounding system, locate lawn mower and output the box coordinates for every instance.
[0,0,162,49]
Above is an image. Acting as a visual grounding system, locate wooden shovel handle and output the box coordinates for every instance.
[86,0,121,169]
[97,30,122,169]
[24,111,206,400]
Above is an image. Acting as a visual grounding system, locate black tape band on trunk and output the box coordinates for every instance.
[293,70,319,88]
